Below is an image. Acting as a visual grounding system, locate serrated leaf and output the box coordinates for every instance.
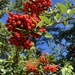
[44,33,53,39]
[37,21,44,27]
[69,8,75,14]
[57,3,67,14]
[39,16,50,24]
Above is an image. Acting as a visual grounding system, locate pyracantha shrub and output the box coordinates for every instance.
[6,12,41,49]
[6,0,52,49]
[5,0,59,74]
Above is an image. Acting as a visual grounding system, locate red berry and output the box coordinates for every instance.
[39,28,46,33]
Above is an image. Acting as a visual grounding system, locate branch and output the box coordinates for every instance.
[44,18,75,29]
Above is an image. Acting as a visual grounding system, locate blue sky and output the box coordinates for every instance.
[52,0,64,5]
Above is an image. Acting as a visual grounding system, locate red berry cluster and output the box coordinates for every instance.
[26,62,39,75]
[39,55,50,65]
[39,55,58,73]
[9,32,32,49]
[6,12,40,31]
[25,55,58,74]
[6,12,42,49]
[6,0,52,49]
[23,0,52,15]
[43,65,58,73]
[6,13,46,49]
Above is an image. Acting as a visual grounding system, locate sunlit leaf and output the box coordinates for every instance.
[0,42,3,47]
[66,1,70,8]
[0,42,2,45]
[57,3,67,14]
[37,31,42,35]
[69,8,75,14]
[37,21,44,27]
[39,16,50,24]
[44,33,53,39]
[56,13,61,20]
[0,59,4,62]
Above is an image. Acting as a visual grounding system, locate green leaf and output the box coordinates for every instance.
[39,16,50,24]
[57,3,67,14]
[61,68,66,75]
[0,59,4,62]
[64,21,68,27]
[37,21,44,27]
[69,8,75,14]
[37,32,42,35]
[0,42,2,45]
[44,33,53,39]
[0,42,3,47]
[0,65,4,69]
[55,13,61,20]
[66,1,70,8]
